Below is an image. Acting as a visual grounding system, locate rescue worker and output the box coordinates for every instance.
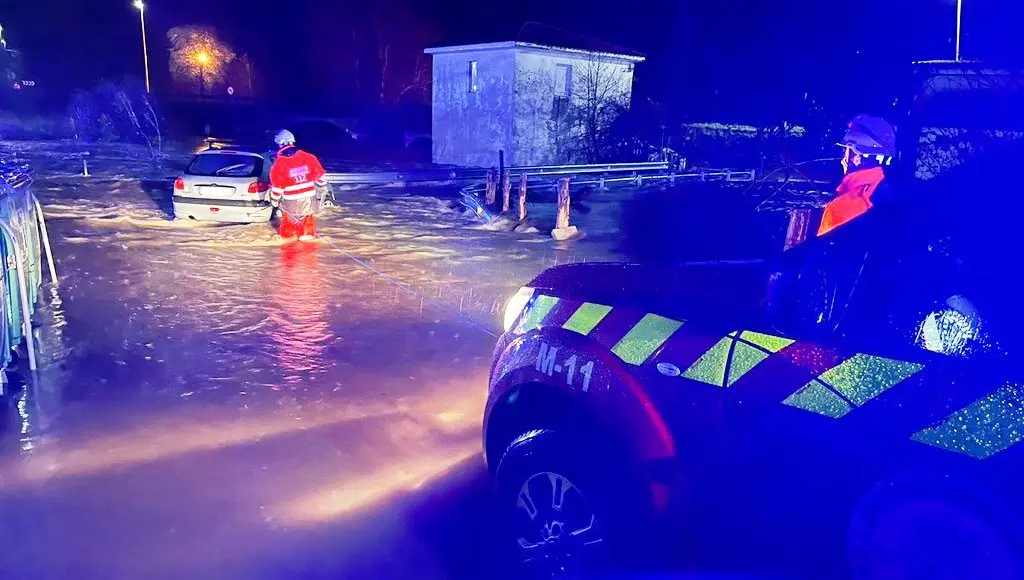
[269,129,327,241]
[817,114,897,236]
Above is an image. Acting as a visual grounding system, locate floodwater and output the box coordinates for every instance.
[0,143,618,580]
[0,142,806,580]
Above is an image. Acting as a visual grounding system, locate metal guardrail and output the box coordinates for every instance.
[0,157,59,378]
[456,165,760,220]
[323,161,671,186]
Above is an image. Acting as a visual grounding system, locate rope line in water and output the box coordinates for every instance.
[278,206,499,339]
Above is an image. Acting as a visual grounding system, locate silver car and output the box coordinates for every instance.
[172,149,273,223]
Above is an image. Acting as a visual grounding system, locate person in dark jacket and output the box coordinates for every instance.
[818,114,897,236]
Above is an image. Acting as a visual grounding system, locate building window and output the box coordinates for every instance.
[468,61,478,93]
[553,96,570,121]
[554,64,572,98]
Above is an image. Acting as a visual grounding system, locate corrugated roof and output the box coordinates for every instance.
[428,21,644,59]
[515,22,645,58]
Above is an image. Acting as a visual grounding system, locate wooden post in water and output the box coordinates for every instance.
[517,173,528,221]
[551,177,579,240]
[556,178,570,229]
[502,170,511,213]
[485,171,496,206]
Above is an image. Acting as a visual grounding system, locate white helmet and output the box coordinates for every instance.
[274,129,296,147]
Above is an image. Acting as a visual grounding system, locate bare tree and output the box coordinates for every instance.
[235,54,257,97]
[112,85,162,157]
[365,3,436,104]
[568,56,631,162]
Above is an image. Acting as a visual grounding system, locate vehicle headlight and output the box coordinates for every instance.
[503,287,535,333]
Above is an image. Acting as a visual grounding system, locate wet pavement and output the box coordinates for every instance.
[0,143,615,580]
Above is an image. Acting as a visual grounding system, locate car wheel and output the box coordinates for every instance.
[848,478,1024,580]
[494,429,641,580]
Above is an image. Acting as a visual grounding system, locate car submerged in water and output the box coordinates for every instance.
[484,62,1024,579]
[172,148,273,223]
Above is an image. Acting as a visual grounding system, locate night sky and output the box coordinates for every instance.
[4,0,1024,118]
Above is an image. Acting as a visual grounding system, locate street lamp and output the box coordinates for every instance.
[197,51,210,95]
[955,0,963,61]
[133,1,150,93]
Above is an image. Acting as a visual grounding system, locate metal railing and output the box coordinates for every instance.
[455,164,759,220]
[0,159,59,377]
[323,160,671,187]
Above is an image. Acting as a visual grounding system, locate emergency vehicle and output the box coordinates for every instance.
[485,62,1024,578]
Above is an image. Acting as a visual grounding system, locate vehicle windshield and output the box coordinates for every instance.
[185,153,262,178]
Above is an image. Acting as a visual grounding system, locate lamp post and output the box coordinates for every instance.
[133,0,150,92]
[197,51,210,95]
[955,0,963,61]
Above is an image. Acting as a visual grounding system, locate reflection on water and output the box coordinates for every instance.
[268,243,334,386]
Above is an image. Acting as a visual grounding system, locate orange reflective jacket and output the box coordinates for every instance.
[818,167,885,236]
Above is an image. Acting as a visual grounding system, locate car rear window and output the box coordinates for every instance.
[186,153,262,178]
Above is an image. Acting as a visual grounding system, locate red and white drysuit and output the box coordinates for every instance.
[269,146,327,239]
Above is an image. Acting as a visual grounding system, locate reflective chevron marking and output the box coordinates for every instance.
[562,302,613,336]
[516,295,559,333]
[911,382,1024,459]
[611,313,684,365]
[782,354,924,418]
[682,330,795,387]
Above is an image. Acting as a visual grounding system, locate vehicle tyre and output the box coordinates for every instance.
[493,429,645,580]
[847,477,1024,580]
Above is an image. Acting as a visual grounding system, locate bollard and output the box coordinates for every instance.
[82,158,90,177]
[502,170,511,213]
[551,178,578,241]
[518,173,528,221]
[784,208,813,250]
[485,171,496,206]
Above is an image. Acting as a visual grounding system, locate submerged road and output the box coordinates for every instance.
[0,144,620,580]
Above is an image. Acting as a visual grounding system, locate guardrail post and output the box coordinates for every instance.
[517,174,528,221]
[485,171,496,207]
[32,195,59,288]
[502,170,511,213]
[551,178,579,241]
[598,177,606,190]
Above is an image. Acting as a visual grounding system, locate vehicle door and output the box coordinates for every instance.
[706,146,1024,570]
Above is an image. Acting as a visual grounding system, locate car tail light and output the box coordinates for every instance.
[174,177,184,191]
[248,181,269,194]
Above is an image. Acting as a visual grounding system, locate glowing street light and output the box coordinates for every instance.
[132,1,151,93]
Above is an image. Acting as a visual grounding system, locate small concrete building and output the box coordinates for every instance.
[425,23,645,167]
